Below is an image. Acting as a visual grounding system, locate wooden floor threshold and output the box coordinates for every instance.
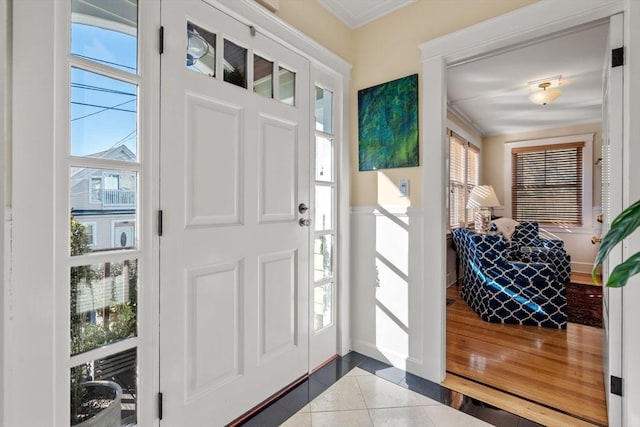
[442,373,603,427]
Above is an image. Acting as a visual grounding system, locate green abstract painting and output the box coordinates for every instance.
[358,74,418,171]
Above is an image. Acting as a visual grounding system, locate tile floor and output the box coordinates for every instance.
[238,352,543,427]
[280,367,490,427]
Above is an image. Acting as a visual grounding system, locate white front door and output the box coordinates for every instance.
[159,1,311,424]
[601,13,624,427]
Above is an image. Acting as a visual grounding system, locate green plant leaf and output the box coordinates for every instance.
[592,199,640,283]
[606,251,640,288]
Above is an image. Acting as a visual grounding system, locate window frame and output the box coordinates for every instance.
[448,124,480,229]
[504,133,594,231]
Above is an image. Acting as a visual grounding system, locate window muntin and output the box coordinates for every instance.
[449,130,479,228]
[71,0,138,73]
[512,142,584,225]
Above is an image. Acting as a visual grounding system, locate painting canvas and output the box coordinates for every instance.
[358,74,419,171]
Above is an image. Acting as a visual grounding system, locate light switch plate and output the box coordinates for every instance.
[399,179,409,197]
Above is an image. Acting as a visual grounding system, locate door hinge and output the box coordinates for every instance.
[159,26,165,55]
[611,375,623,396]
[612,47,624,68]
[158,392,164,420]
[158,210,164,236]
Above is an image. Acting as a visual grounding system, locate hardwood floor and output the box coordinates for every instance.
[446,285,607,426]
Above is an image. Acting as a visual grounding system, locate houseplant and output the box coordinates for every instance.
[592,199,640,287]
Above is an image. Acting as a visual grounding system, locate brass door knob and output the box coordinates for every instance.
[592,235,603,244]
[597,213,604,223]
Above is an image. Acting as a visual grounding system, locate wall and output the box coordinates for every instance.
[275,0,353,63]
[349,0,535,208]
[274,0,537,378]
[483,122,602,273]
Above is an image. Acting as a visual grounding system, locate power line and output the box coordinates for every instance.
[71,82,136,97]
[71,100,136,121]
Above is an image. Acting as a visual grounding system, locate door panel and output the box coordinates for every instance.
[186,95,242,226]
[160,0,310,424]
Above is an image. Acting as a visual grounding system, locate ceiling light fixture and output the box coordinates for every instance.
[529,81,561,105]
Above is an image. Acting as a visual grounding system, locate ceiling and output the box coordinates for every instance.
[448,21,609,137]
[316,1,609,138]
[316,0,415,29]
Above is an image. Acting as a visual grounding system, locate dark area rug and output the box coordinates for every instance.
[566,283,603,327]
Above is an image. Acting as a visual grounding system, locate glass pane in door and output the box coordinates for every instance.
[71,0,138,73]
[279,66,295,105]
[186,22,216,76]
[315,136,333,182]
[224,39,247,88]
[70,167,137,254]
[70,347,137,425]
[313,283,333,332]
[315,185,333,231]
[315,86,333,133]
[314,234,333,281]
[254,54,273,98]
[70,258,138,355]
[70,68,138,159]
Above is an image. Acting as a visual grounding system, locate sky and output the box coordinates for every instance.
[70,23,138,158]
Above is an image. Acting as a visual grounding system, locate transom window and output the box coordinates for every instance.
[186,21,297,105]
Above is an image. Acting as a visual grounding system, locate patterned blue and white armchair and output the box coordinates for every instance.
[508,222,571,283]
[451,228,567,329]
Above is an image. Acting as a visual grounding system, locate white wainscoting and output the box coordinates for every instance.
[350,206,426,376]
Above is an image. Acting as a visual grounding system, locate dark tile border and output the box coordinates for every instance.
[238,351,544,427]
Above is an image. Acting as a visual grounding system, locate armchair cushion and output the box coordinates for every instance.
[510,222,571,283]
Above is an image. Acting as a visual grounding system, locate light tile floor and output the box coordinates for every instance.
[280,368,492,427]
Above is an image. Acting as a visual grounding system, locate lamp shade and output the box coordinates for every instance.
[467,185,501,209]
[529,88,561,105]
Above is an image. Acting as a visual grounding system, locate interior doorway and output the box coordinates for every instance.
[420,2,626,426]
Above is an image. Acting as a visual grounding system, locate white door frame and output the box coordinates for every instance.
[419,0,634,424]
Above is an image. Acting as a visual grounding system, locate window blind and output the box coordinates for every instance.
[511,142,584,225]
[449,131,479,228]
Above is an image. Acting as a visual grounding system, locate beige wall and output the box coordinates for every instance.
[275,0,354,63]
[349,0,535,207]
[275,0,536,207]
[482,122,603,211]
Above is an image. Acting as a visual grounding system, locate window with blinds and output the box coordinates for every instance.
[449,130,479,228]
[511,142,584,225]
